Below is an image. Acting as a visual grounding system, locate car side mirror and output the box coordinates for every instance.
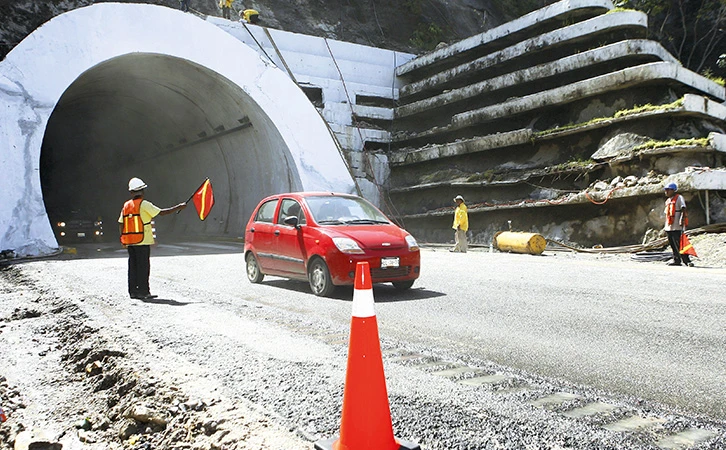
[283,216,299,228]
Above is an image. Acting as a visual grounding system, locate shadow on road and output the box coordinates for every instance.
[139,297,196,306]
[263,279,445,302]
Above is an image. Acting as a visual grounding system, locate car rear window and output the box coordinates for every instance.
[255,199,278,223]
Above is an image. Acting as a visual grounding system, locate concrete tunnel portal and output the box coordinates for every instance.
[1,3,354,257]
[41,53,302,240]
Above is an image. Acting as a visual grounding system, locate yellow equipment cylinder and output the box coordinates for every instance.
[494,231,547,255]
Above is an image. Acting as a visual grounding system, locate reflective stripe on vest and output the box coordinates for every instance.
[666,194,688,226]
[665,194,680,225]
[121,198,147,245]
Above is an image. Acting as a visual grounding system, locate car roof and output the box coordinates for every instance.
[258,192,359,203]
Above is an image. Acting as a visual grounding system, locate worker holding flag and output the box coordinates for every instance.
[119,177,187,300]
[663,182,694,267]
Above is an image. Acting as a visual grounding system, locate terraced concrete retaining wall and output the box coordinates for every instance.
[386,0,726,247]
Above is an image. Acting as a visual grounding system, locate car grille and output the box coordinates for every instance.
[371,266,410,280]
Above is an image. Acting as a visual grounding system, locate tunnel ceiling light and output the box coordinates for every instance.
[198,131,207,138]
[214,125,225,133]
[238,116,251,126]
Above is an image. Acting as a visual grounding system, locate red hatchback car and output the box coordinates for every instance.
[244,192,421,296]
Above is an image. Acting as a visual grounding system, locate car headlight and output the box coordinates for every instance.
[57,222,66,227]
[333,237,365,254]
[405,234,419,251]
[94,221,103,227]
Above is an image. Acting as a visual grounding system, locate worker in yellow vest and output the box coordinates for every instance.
[119,177,186,299]
[451,195,469,253]
[219,0,233,19]
[240,8,260,24]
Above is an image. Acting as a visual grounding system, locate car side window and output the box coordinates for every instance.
[278,199,306,225]
[255,199,278,223]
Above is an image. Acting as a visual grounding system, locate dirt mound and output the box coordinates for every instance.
[0,266,306,450]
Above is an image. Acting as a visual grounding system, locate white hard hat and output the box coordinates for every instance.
[128,177,147,192]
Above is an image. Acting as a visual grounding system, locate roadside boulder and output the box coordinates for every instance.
[13,429,62,450]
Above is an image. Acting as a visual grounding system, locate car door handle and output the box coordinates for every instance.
[274,230,280,236]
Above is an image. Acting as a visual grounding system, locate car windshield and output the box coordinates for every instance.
[305,195,390,225]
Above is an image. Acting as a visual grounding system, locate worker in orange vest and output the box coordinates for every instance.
[663,182,692,267]
[118,177,186,299]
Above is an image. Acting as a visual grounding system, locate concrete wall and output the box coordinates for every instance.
[0,3,355,257]
[387,0,726,247]
[209,17,415,206]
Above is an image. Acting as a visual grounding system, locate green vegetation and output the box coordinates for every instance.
[614,98,684,118]
[702,68,726,86]
[410,23,446,51]
[420,168,461,184]
[613,0,726,74]
[535,98,685,137]
[632,137,710,152]
[403,0,422,15]
[551,157,596,172]
[467,170,496,183]
[607,7,637,13]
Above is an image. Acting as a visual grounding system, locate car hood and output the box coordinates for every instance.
[326,225,408,250]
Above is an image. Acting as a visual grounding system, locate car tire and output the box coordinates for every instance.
[308,258,335,297]
[392,280,414,290]
[246,252,264,283]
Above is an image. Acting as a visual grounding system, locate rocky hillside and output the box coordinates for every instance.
[0,0,546,61]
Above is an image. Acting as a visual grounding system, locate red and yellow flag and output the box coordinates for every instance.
[680,233,697,257]
[192,178,214,221]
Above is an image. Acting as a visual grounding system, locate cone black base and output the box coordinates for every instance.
[314,437,421,450]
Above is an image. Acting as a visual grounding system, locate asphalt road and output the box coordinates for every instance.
[30,240,726,447]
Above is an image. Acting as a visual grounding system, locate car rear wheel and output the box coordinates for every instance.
[308,258,335,297]
[246,252,264,283]
[392,280,414,290]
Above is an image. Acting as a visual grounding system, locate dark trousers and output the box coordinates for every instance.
[180,0,189,12]
[222,6,230,19]
[666,230,691,265]
[127,245,151,296]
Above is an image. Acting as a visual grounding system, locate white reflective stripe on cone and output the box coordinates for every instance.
[351,287,376,318]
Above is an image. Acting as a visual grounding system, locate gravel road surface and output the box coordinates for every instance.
[1,241,724,449]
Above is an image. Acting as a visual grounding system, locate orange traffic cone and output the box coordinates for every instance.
[315,262,420,450]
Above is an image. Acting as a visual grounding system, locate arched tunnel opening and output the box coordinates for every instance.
[40,53,303,245]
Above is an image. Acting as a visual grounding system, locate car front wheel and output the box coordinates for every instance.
[308,258,335,297]
[246,252,264,283]
[392,280,414,290]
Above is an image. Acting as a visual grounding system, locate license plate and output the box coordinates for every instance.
[77,232,86,238]
[380,257,399,269]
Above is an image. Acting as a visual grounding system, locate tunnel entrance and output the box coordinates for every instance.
[40,53,303,244]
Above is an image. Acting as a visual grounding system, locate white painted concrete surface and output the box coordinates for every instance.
[396,0,614,76]
[0,3,355,257]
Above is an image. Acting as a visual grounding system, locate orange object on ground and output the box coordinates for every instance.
[314,262,420,450]
[680,234,698,257]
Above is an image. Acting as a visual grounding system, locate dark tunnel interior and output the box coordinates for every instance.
[40,53,303,245]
